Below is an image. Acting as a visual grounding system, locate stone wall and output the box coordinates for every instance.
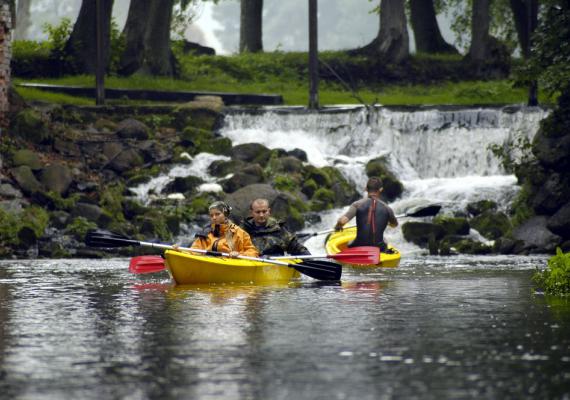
[0,3,11,132]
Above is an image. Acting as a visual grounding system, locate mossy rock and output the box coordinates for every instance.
[310,188,335,212]
[365,157,403,202]
[322,166,360,206]
[12,108,51,144]
[434,216,470,236]
[173,107,220,131]
[231,143,272,166]
[162,176,204,195]
[470,210,512,240]
[12,149,43,170]
[301,179,318,198]
[64,217,98,241]
[122,199,149,219]
[452,239,493,255]
[304,166,331,187]
[466,200,497,216]
[199,137,233,156]
[402,221,445,247]
[272,174,299,193]
[208,159,246,177]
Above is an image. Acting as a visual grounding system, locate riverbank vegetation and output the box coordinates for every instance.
[534,249,570,295]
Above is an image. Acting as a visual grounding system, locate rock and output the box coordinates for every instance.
[547,202,570,239]
[49,211,70,229]
[225,183,279,221]
[208,159,246,177]
[53,137,82,157]
[12,149,43,170]
[512,216,562,253]
[365,157,403,202]
[115,118,150,140]
[162,176,204,195]
[0,199,28,214]
[180,40,216,56]
[71,202,105,224]
[0,183,23,199]
[532,130,570,173]
[231,143,272,166]
[17,226,38,247]
[470,211,512,240]
[530,173,570,214]
[402,222,445,247]
[434,216,470,236]
[273,156,304,174]
[108,148,144,174]
[452,239,493,255]
[10,166,44,195]
[39,163,73,195]
[221,164,265,193]
[102,142,123,161]
[137,141,171,164]
[466,200,497,216]
[11,108,51,144]
[286,148,308,162]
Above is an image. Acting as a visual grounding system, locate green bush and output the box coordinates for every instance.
[533,248,570,296]
[65,217,98,241]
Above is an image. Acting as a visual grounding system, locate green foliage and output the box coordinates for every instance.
[510,183,535,228]
[273,175,297,192]
[533,248,570,295]
[65,217,98,241]
[99,183,126,222]
[0,206,49,246]
[517,1,570,97]
[109,19,126,74]
[42,18,73,68]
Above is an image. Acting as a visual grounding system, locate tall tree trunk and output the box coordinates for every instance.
[410,0,458,54]
[510,0,538,58]
[14,0,31,40]
[468,0,491,62]
[65,0,114,74]
[239,0,263,53]
[119,0,176,76]
[356,0,409,62]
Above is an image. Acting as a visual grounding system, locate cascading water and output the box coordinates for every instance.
[220,106,549,254]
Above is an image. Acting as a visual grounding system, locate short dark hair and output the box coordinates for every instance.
[366,177,383,192]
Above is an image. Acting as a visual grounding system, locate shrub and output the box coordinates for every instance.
[533,248,570,295]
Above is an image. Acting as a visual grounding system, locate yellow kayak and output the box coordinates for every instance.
[325,227,401,268]
[164,250,301,285]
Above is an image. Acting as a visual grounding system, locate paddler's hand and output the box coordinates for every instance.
[334,223,343,232]
[229,251,239,258]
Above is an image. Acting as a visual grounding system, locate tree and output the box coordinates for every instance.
[510,0,538,58]
[239,0,263,53]
[409,0,458,54]
[119,0,176,76]
[355,0,409,62]
[14,0,31,40]
[64,0,114,74]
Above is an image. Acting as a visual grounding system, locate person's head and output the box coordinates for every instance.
[366,177,383,198]
[250,198,271,226]
[209,201,232,225]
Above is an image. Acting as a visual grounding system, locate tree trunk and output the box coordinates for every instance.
[119,0,176,76]
[510,0,538,58]
[239,0,263,53]
[468,0,491,62]
[356,0,409,62]
[14,0,31,40]
[409,0,458,54]
[65,0,114,74]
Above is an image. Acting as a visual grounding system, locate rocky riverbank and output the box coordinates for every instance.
[1,93,568,259]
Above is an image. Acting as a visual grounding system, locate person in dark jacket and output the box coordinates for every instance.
[334,177,398,251]
[241,198,311,256]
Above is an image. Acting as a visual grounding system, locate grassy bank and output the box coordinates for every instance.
[12,50,548,106]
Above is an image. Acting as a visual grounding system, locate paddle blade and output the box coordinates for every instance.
[129,255,166,274]
[293,259,342,281]
[85,229,140,248]
[330,246,380,265]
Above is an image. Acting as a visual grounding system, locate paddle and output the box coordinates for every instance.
[86,230,341,281]
[129,255,166,274]
[271,246,380,265]
[296,203,442,241]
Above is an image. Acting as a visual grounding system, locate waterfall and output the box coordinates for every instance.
[220,106,548,254]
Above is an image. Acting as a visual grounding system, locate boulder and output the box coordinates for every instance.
[162,176,204,195]
[208,159,246,177]
[532,130,570,173]
[115,118,150,140]
[225,184,279,221]
[0,183,23,199]
[10,166,44,195]
[12,149,43,170]
[365,156,403,202]
[108,148,144,174]
[402,222,445,247]
[70,202,105,224]
[434,216,470,236]
[231,143,272,166]
[39,164,73,196]
[11,108,51,144]
[547,202,570,239]
[287,148,308,162]
[53,137,82,157]
[273,156,304,174]
[470,211,512,240]
[221,164,265,193]
[512,216,562,253]
[466,200,497,216]
[530,173,570,214]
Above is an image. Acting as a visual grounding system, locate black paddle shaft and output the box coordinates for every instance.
[86,230,341,281]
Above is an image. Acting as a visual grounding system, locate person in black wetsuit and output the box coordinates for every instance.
[334,177,398,252]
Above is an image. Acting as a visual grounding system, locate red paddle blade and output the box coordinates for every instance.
[329,246,380,265]
[129,255,166,274]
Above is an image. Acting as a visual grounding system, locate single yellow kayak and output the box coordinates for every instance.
[325,226,401,268]
[164,250,301,285]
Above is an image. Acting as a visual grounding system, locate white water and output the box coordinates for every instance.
[220,106,548,253]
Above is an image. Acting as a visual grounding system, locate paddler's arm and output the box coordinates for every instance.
[387,207,398,228]
[334,205,357,231]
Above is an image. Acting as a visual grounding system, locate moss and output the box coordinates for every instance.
[44,191,80,211]
[434,216,470,236]
[301,178,318,198]
[305,166,332,187]
[65,217,98,241]
[311,188,335,211]
[99,183,126,222]
[273,174,297,192]
[510,182,535,228]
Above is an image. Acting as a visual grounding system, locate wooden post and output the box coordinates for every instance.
[527,0,538,106]
[95,0,105,105]
[308,0,319,109]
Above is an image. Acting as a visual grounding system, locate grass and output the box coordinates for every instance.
[12,49,550,107]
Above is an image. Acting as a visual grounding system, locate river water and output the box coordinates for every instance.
[1,254,569,400]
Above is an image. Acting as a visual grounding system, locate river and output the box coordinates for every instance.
[1,255,569,399]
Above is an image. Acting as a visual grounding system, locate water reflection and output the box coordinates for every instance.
[0,257,569,399]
